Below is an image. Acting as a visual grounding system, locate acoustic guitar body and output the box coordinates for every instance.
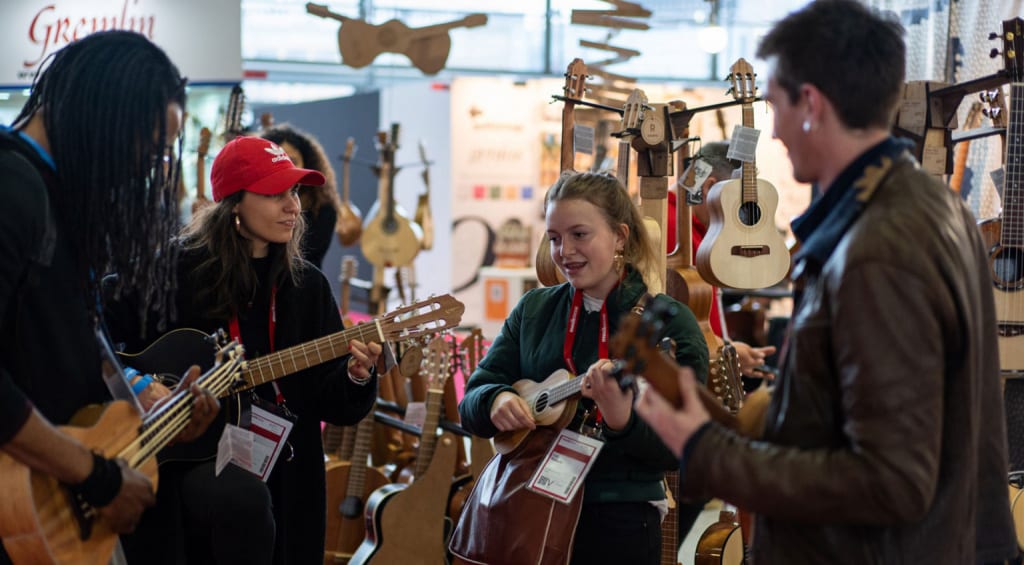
[337,21,380,69]
[0,402,154,565]
[323,461,392,564]
[493,369,577,454]
[407,34,452,75]
[694,515,744,565]
[698,177,789,290]
[336,202,363,246]
[979,217,1024,372]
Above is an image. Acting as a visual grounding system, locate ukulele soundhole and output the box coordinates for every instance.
[993,246,1024,291]
[738,202,762,226]
[534,392,550,413]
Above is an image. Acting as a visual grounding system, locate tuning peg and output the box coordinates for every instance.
[991,48,1001,59]
[990,32,1000,40]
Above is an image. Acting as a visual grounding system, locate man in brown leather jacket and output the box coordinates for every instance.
[635,1,1019,563]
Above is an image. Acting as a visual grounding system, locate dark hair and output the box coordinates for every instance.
[13,31,186,328]
[260,124,341,217]
[544,171,658,280]
[180,193,307,319]
[756,0,905,130]
[695,141,740,181]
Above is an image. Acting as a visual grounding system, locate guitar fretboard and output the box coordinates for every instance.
[741,102,758,205]
[1004,83,1023,247]
[345,414,376,499]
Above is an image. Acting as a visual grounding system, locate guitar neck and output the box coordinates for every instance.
[344,414,376,498]
[617,139,631,190]
[196,158,206,200]
[1004,83,1024,247]
[413,388,444,479]
[407,16,483,41]
[231,323,384,395]
[741,102,757,204]
[667,143,694,268]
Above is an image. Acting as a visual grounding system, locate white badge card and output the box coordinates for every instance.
[526,428,604,504]
[248,404,295,481]
[215,424,255,477]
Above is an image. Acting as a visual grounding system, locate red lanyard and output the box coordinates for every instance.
[229,286,284,404]
[562,289,610,374]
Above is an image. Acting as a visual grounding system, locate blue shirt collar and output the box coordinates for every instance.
[0,125,56,171]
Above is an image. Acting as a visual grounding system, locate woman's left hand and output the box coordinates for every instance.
[580,358,632,431]
[347,340,382,384]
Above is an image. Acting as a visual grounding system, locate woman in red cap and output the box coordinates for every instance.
[108,135,381,565]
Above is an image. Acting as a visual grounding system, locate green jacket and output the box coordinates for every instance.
[459,267,708,502]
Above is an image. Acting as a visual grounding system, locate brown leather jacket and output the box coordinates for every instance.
[682,149,1017,564]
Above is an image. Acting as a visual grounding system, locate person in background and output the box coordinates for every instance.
[458,171,708,565]
[107,136,381,565]
[635,1,1017,563]
[261,124,343,269]
[0,31,218,563]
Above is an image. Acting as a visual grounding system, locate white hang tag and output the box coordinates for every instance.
[727,125,760,163]
[404,401,427,429]
[215,424,254,476]
[574,123,595,156]
[247,404,295,481]
[526,428,604,504]
[690,159,714,195]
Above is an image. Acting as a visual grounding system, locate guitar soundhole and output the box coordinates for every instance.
[738,202,762,227]
[534,392,549,413]
[993,247,1024,291]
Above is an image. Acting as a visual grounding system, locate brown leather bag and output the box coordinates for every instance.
[448,426,583,565]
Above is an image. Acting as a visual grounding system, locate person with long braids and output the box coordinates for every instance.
[456,171,708,565]
[106,135,381,565]
[0,31,219,563]
[261,124,343,269]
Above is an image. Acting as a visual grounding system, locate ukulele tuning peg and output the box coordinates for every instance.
[990,48,1001,59]
[990,32,1000,40]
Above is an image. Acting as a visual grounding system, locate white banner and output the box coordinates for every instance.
[1,0,241,86]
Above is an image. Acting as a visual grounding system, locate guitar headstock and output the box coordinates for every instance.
[422,335,451,392]
[727,58,757,103]
[980,88,1007,128]
[198,127,212,159]
[1000,17,1024,81]
[608,295,682,405]
[563,58,589,101]
[620,88,649,135]
[260,112,274,130]
[305,2,331,18]
[418,140,431,186]
[462,13,488,28]
[341,255,358,280]
[380,294,465,342]
[223,85,246,139]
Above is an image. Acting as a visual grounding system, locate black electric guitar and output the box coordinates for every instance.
[118,295,464,464]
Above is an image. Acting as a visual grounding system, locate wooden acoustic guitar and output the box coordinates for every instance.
[446,329,495,523]
[415,140,435,251]
[118,295,464,464]
[306,3,486,75]
[697,58,789,290]
[536,58,587,287]
[0,340,244,565]
[361,124,424,269]
[979,17,1024,374]
[336,137,363,246]
[350,336,458,565]
[191,127,212,215]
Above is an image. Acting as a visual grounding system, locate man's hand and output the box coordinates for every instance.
[150,365,219,445]
[634,366,710,458]
[489,391,536,432]
[97,459,155,533]
[732,341,777,379]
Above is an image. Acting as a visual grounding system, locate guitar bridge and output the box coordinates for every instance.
[730,245,771,257]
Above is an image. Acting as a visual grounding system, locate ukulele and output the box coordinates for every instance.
[361,124,423,269]
[0,340,244,565]
[336,137,363,246]
[415,140,435,251]
[306,3,487,75]
[191,127,212,215]
[536,58,587,287]
[323,411,390,564]
[350,336,458,565]
[118,295,464,464]
[697,58,789,290]
[979,17,1024,374]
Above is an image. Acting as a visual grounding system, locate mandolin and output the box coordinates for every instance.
[336,137,363,246]
[536,58,587,287]
[0,340,244,565]
[118,295,464,464]
[191,127,212,215]
[697,58,789,290]
[350,336,458,565]
[306,3,486,75]
[361,124,424,269]
[415,140,435,251]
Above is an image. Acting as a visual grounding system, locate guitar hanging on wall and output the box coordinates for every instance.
[306,3,487,75]
[336,137,363,246]
[696,58,789,290]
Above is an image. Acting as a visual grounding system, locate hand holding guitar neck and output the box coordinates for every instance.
[306,3,487,75]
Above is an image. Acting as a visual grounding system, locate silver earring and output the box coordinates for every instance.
[802,120,812,133]
[234,214,241,230]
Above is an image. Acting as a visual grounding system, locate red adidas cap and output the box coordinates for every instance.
[211,136,326,202]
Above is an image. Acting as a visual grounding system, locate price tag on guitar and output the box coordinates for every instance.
[526,428,603,504]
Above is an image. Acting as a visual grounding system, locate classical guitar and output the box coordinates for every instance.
[306,3,487,75]
[0,340,244,565]
[191,127,212,215]
[118,294,464,464]
[336,137,363,246]
[697,58,789,290]
[361,124,424,269]
[536,58,587,287]
[415,140,436,251]
[324,411,390,564]
[350,336,458,565]
[979,17,1024,374]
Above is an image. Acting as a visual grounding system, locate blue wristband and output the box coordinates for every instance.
[131,374,154,395]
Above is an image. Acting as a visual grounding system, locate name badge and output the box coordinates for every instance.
[526,428,603,504]
[215,404,294,481]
